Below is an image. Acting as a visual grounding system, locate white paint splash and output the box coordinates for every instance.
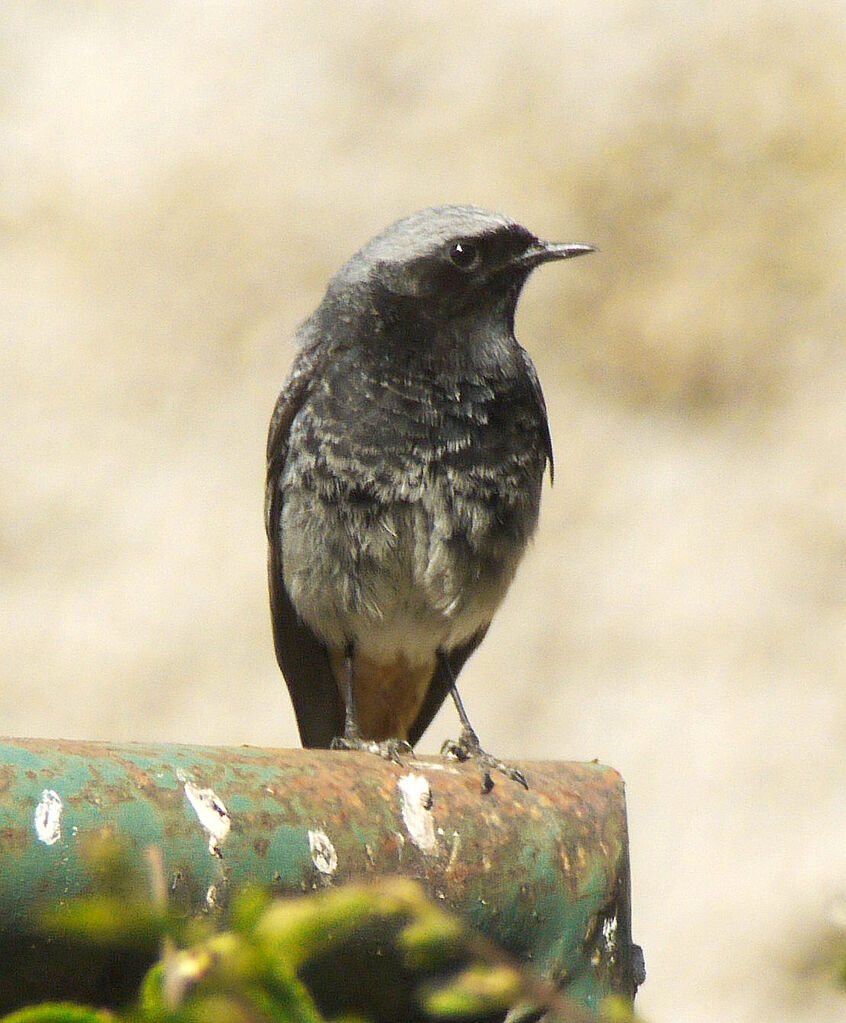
[34,789,63,846]
[602,913,619,950]
[308,829,338,875]
[446,830,462,874]
[415,760,459,774]
[183,781,230,857]
[397,773,437,853]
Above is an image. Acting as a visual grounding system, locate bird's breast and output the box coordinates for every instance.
[278,358,546,659]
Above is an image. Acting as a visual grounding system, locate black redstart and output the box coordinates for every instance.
[265,205,594,788]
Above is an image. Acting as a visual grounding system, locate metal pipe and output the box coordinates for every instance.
[0,739,639,1011]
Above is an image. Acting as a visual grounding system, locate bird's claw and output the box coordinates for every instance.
[330,735,413,766]
[441,727,529,791]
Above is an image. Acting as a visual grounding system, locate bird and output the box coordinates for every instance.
[265,205,594,789]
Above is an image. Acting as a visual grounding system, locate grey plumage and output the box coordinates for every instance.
[266,205,593,768]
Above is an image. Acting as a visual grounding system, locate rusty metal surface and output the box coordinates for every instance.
[0,739,638,1011]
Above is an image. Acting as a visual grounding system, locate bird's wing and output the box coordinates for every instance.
[406,625,490,747]
[518,346,554,483]
[266,340,345,748]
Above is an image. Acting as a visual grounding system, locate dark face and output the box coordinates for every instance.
[381,224,540,316]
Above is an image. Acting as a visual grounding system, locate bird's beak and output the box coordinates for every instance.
[531,240,597,264]
[509,239,596,272]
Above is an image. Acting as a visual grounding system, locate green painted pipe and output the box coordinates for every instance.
[0,739,640,1011]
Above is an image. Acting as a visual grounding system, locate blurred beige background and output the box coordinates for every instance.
[1,2,844,1020]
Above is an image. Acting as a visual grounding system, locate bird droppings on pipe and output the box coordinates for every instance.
[34,788,63,846]
[182,780,230,857]
[397,773,437,853]
[445,831,462,874]
[415,760,460,774]
[308,829,338,876]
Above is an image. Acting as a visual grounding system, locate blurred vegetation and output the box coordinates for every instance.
[5,834,841,1022]
[0,839,637,1023]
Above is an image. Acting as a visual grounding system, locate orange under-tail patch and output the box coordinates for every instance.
[329,649,436,742]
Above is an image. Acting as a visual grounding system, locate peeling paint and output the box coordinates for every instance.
[414,760,459,773]
[397,773,437,853]
[446,831,462,874]
[34,789,63,846]
[308,829,338,875]
[183,781,230,856]
[393,831,406,861]
[603,913,618,950]
[592,912,620,967]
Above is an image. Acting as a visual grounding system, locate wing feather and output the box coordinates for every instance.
[266,335,345,748]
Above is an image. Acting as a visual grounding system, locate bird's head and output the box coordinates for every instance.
[328,205,594,332]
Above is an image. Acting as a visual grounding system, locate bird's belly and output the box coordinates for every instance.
[280,489,521,663]
[339,579,496,666]
[316,562,497,743]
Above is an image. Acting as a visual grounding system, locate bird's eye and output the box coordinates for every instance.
[448,240,480,271]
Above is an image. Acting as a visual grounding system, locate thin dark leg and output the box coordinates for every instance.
[449,683,481,747]
[341,641,362,742]
[439,651,529,791]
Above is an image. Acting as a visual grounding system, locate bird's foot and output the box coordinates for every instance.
[441,726,529,792]
[330,734,413,766]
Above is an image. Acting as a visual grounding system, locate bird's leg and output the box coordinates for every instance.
[439,653,529,791]
[329,642,412,765]
[341,642,363,743]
